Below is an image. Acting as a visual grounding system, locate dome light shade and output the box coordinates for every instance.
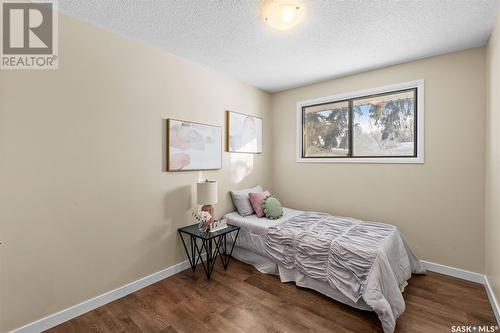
[263,1,304,30]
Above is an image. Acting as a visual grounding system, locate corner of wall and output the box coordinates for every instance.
[485,11,500,323]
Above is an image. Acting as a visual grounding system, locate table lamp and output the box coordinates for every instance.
[197,180,217,225]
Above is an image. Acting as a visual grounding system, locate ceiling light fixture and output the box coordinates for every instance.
[263,1,305,31]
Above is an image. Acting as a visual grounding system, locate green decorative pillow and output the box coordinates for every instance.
[262,196,283,220]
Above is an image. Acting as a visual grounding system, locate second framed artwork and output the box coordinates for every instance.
[226,111,263,153]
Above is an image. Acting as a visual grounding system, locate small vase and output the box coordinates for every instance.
[198,221,208,232]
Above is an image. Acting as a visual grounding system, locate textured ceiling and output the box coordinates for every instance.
[57,0,500,92]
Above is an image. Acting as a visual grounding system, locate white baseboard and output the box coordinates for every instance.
[422,260,499,326]
[421,260,485,284]
[7,258,500,332]
[484,276,500,326]
[8,259,192,333]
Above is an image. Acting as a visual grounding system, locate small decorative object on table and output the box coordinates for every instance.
[210,219,227,232]
[192,210,212,232]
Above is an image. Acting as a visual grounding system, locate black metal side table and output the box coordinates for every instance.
[178,223,240,280]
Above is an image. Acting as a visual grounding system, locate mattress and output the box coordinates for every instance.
[224,207,302,255]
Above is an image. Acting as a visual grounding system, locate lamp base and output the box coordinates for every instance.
[201,204,214,226]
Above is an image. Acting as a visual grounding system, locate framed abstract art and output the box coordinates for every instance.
[167,119,222,171]
[226,111,263,153]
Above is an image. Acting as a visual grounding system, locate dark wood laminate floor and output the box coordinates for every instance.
[47,259,497,333]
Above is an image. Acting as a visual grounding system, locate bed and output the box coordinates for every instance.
[223,207,425,333]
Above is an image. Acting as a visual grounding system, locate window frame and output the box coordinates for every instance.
[296,80,424,164]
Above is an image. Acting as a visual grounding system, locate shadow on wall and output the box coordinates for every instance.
[230,153,254,184]
[164,185,192,222]
[164,185,192,259]
[113,222,171,288]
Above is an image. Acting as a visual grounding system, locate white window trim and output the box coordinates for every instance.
[296,79,425,164]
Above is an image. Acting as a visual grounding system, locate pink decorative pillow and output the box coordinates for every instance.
[249,191,270,218]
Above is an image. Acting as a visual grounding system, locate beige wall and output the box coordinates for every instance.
[271,48,486,273]
[486,14,500,311]
[0,14,272,332]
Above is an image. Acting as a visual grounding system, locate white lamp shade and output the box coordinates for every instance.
[197,181,218,205]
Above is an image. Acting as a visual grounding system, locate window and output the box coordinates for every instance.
[297,81,424,163]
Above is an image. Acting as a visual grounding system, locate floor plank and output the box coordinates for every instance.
[45,260,497,333]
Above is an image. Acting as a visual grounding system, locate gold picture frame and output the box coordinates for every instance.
[167,118,222,171]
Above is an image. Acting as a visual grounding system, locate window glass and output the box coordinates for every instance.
[352,90,416,157]
[302,101,350,157]
[301,89,417,158]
